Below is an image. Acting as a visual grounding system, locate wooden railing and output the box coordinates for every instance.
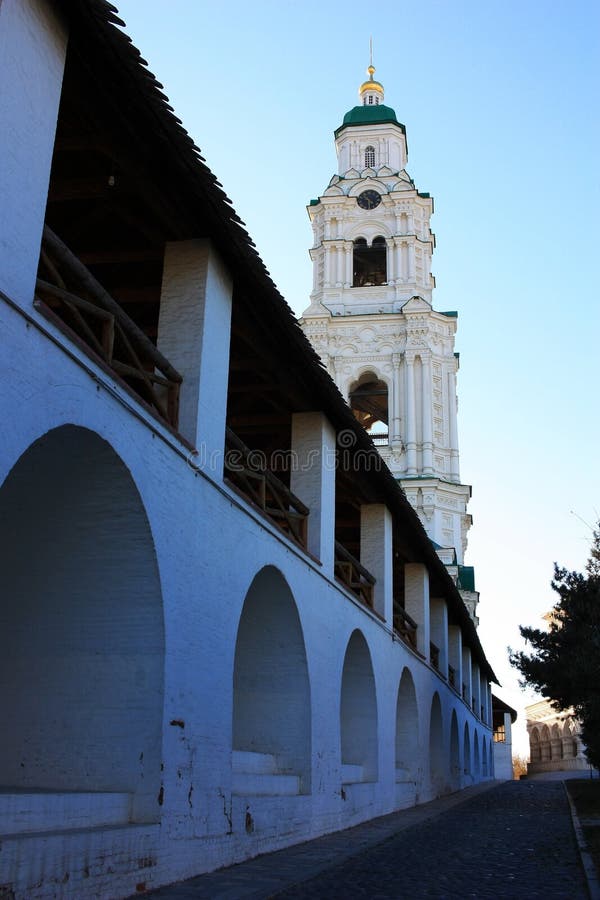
[430,641,440,671]
[224,428,309,549]
[35,226,182,428]
[334,541,375,609]
[393,605,418,650]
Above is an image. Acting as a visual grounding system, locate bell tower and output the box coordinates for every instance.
[301,63,478,618]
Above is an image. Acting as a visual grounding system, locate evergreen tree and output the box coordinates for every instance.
[510,526,600,768]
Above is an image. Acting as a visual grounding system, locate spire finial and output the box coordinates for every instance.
[359,40,384,102]
[367,38,376,81]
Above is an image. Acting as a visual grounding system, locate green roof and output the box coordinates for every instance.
[458,565,476,592]
[309,199,320,206]
[335,105,405,137]
[440,311,458,318]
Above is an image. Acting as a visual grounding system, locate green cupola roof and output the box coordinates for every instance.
[334,104,405,138]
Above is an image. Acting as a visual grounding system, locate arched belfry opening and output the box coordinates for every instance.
[0,426,165,825]
[349,372,389,444]
[353,236,387,287]
[232,566,311,795]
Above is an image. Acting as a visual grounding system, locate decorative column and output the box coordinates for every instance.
[421,352,434,474]
[387,238,395,284]
[391,352,402,449]
[158,239,233,465]
[344,242,353,287]
[404,563,430,660]
[323,242,331,287]
[448,368,460,481]
[360,504,393,624]
[394,239,402,285]
[405,352,417,474]
[291,412,337,575]
[310,248,319,293]
[401,241,408,282]
[333,244,341,286]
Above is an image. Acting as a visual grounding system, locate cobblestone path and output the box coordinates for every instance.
[274,781,587,899]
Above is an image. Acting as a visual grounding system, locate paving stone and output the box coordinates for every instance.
[143,782,588,899]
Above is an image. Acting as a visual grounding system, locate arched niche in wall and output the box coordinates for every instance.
[473,728,480,777]
[0,425,165,823]
[450,710,460,789]
[428,692,446,795]
[340,629,379,783]
[562,721,576,759]
[395,667,419,782]
[463,721,471,779]
[530,726,541,763]
[232,566,311,794]
[550,723,563,760]
[482,735,488,776]
[541,724,551,761]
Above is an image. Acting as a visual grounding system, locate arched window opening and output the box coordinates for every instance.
[368,95,373,104]
[365,145,375,168]
[353,236,387,287]
[349,372,388,444]
[232,566,311,795]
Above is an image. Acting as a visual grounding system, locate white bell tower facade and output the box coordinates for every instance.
[301,66,476,600]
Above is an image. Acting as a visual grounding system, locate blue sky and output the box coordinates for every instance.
[116,0,599,752]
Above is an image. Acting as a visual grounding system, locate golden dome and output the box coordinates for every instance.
[359,65,384,96]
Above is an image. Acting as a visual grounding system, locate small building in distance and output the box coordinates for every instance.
[526,700,589,776]
[492,694,518,780]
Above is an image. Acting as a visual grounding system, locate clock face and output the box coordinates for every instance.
[357,190,381,210]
